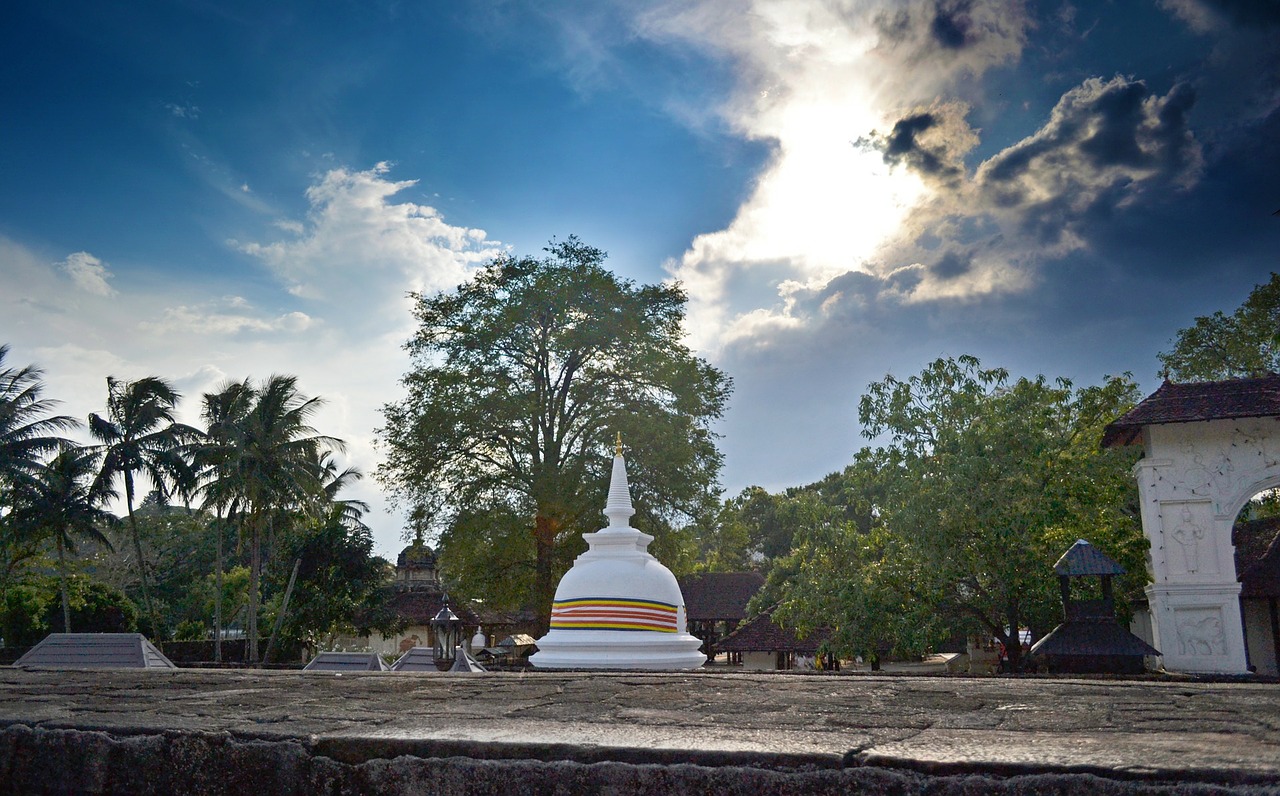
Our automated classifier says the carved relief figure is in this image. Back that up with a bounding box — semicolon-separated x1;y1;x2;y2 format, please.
1180;446;1213;496
1212;449;1235;500
1170;506;1205;573
1176;614;1225;657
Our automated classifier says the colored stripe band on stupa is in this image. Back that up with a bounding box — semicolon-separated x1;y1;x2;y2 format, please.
550;597;679;632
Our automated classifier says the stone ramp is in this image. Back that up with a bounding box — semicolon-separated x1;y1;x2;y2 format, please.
0;668;1277;794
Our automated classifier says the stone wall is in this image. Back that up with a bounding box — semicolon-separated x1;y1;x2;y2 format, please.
0;724;1269;796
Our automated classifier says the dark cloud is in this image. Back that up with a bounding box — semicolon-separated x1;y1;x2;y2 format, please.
931;249;973;279
932;0;975;49
977;77;1201;247
862;103;977;188
870;0;1028;83
879;113;963;181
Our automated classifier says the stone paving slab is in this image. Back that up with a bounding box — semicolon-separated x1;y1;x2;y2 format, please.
0;667;1278;786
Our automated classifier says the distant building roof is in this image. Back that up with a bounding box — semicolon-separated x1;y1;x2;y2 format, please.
1054;540;1126;577
304;652;388;672
1102;375;1280;447
716;606;829;655
15;633;176;669
385;589;479;626
678;572;765;622
1236;517;1280;599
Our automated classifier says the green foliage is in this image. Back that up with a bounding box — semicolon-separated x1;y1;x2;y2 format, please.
2;581;52;647
770;356;1146;668
1158;272;1280;380
2;577;138;645
378;237;732;623
264;513;402;656
43;579;138;635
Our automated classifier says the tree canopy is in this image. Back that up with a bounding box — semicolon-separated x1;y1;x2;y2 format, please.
768;356;1147;669
378;238;732;626
1158;272;1280;381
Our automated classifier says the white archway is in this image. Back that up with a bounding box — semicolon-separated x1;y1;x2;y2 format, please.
1119;413;1280;673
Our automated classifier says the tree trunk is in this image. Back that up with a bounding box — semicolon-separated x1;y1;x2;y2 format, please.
56;536;71;633
124;474;161;642
533;514;559;635
263;558;300;665
247;513;261;664
214;510;224;663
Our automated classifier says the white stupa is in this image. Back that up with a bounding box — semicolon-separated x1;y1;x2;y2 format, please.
530;440;706;669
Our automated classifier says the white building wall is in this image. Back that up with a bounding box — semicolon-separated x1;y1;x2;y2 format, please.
1136;418;1280;673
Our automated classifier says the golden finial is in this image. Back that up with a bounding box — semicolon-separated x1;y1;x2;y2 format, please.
615;431;623;456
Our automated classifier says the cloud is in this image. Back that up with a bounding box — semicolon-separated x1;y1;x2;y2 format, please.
603;0;1031;352
58;251;116;296
235;163;504;322
139;299;316;337
1159;0;1280;33
859;102;978;188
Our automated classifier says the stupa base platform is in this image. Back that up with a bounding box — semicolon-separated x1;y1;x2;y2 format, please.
529;628;706;669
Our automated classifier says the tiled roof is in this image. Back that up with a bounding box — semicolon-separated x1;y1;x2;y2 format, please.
1053;540;1126;577
386;588;480;626
1236;517;1280;598
715;606;829;654
678;572;765;621
1102;375;1280;447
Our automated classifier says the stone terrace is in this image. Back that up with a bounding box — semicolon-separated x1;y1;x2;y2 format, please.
0;667;1278;794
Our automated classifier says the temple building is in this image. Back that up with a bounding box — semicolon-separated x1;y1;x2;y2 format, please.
337;531;479;656
530;444;706;669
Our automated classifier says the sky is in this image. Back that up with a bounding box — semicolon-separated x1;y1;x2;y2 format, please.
3;0;1279;559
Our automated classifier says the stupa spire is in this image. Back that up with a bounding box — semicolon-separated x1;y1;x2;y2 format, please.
602;436;635;532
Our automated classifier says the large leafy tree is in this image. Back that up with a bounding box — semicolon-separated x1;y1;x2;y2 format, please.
774;357;1146;669
378;238;732;628
9;447;118;632
89;376;199;638
200;375;339;663
1158;272;1280;380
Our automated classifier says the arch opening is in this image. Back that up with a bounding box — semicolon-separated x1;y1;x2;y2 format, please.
1231;486;1280;676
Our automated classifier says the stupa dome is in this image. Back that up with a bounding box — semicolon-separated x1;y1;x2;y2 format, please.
530;449;706;669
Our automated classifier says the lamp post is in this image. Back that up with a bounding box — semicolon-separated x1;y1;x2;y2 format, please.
431;594;463;671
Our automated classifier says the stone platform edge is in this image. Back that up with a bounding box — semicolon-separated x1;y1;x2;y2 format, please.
2;722;1278;796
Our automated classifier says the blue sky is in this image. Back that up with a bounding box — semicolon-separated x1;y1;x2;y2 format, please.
3;0;1278;558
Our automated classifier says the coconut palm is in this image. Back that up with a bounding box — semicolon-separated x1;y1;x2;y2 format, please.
89;376;200;639
9;447;117;632
201;375;341;663
315;451;370;533
195;379;255;661
0;345;78;507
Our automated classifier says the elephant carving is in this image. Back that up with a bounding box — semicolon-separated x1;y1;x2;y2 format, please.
1176;614;1223;657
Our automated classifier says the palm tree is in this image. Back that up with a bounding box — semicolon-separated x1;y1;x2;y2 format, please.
9;447;117;632
0;345;77;507
316;451;370;532
195;379;255;662
201;375;340;663
89;376;199;639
